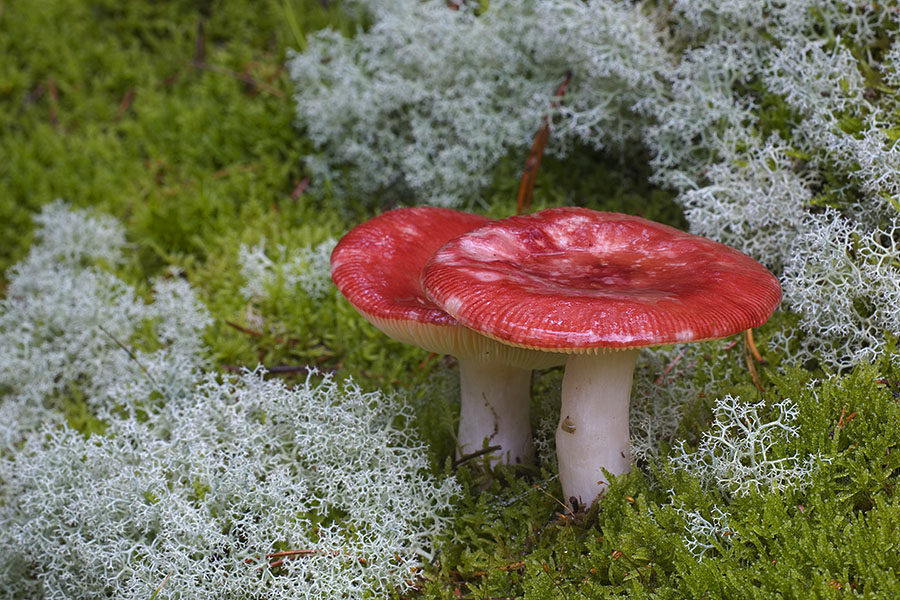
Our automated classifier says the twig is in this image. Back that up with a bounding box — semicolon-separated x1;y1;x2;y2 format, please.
744;329;765;363
194;17;206;64
533;483;577;520
212;164;258;179
291;177;310;200
226;319;264;338
611;549;648;585
266;365;317;374
452;445;502;468
654;350;684;385
97;324;162;392
516;71;572;215
113;88;135;121
46;77;59;127
838;409;858;429
224;320;297;346
417;352;439;370
191;61;285;98
541;562;570;599
744;337;765;393
448;561;525;580
25;82;45;107
149;572;172;600
158;72;180;89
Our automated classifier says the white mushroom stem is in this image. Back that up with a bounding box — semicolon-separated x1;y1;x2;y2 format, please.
556;349;639;510
457;357;533;465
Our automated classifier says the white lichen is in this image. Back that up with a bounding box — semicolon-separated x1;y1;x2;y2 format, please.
782;210;900;369
288;0;665;207
0;203;211;447
0;369;459;599
0;205;459;599
672;503;735;561
670;395;817;497
239;237;337;301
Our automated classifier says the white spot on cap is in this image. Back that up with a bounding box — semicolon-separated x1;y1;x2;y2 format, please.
472;270;503;282
398;223;419;237
675;329;695;341
443;295;463;316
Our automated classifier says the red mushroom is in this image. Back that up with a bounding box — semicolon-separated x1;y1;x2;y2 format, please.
423;207;782;508
331;207;563;465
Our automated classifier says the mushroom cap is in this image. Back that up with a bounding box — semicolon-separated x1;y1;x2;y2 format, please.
331;207;566;368
422;207;782;353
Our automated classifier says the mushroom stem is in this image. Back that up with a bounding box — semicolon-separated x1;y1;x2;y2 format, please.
556;349;639;510
457;357;533;465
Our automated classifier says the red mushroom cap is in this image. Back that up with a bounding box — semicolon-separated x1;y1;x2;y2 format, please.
422;207;782;352
331;207;490;327
331;207;566;367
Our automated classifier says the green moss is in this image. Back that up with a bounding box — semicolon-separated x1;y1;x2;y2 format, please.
0;0;340;277
412;357;900;599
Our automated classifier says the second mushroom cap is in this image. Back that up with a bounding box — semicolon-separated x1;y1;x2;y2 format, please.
422;206;782;351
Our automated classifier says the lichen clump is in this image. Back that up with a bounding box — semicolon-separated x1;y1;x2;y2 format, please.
0;205;458;599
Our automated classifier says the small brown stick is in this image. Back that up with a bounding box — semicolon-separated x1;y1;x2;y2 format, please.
417;352;438;370
226;320;265;338
744;337;765;393
191;61;286;98
291;177;310;200
266;549;317;560
838;409;858;429
532;483;578;520
266;365;315;374
98;324;162;392
158;72;180;89
212;164;258;179
47;77;59;126
149;572;172;600
448;561;525;580
194;17;206;64
516;71;572;215
654;350;684;385
451;444;502;468
25;83;45;107
113;88;135;121
744;329;765;363
224;320;297;346
270;548;367;568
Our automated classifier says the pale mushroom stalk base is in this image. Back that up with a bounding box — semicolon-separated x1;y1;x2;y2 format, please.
556;349;639;510
457;358;533;465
